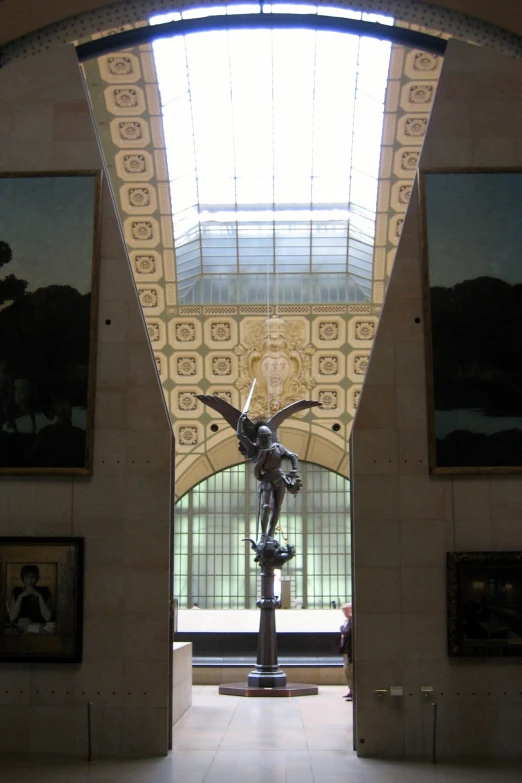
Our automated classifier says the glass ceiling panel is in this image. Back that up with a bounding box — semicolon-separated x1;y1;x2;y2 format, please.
151;5;392;305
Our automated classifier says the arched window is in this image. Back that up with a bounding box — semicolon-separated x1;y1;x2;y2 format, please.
174;461;351;608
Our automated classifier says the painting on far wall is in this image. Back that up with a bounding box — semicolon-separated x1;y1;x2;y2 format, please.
0;537;84;663
0;172;102;474
419;168;522;473
447;551;522;657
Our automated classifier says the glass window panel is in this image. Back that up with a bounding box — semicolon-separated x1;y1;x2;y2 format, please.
174;462;351;608
311;176;350;204
235;178;274;204
152;15;391;305
237;244;272;256
198;177;236;204
181;6;226;19
226;4;262;15
273;178;313;204
275;236;311;248
238;236;274;249
312;237;348;247
152;36;188;104
201;239;238;251
356;37;392;101
350;171;379;212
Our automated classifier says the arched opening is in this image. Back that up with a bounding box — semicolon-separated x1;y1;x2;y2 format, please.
174;461;351;609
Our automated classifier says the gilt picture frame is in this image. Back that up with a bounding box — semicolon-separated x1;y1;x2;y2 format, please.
0;171;102;475
447;551;522;657
0;537;84;663
419;168;522;474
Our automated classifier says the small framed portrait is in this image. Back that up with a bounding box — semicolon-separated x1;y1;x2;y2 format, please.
0;537;84;663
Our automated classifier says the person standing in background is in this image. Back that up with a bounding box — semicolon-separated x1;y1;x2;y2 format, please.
339;603;353;701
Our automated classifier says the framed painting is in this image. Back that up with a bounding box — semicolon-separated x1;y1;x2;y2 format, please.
419;168;522;473
447;551;522;657
0;537;84;663
0;171;102;475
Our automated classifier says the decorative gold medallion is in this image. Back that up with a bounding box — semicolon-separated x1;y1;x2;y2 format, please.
235;316;315;416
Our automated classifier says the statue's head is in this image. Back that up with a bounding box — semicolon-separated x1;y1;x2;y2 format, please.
256;425;272;450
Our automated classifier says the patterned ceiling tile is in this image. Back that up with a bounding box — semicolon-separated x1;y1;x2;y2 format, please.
98;53;142;82
203;318;238;349
347;316;378;348
312;387;345;417
311;316;346;349
129;249;163;281
110;117;150;147
347;352;371;382
348;385;363;416
104;84;146;115
171;387;203;419
120;182;157;213
205;352;238;385
168;318;202;349
114;149;155;181
205;386;240;411
154;351;167;381
170;353;203;385
174;420;204;452
313;352;345;384
124;216;161;248
396;113;429;144
145;317;166;349
400;80;436;111
390;180;413;211
137;284;164;314
404;49;442;79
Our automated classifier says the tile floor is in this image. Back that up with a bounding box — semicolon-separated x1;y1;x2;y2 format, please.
1;685;521;782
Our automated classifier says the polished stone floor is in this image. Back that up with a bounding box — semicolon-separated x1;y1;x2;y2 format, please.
2;685;521;782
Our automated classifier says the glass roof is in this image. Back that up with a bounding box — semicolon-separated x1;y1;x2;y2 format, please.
151;6;392;305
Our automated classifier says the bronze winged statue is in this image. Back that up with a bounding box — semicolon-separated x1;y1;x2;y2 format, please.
197;389;320;546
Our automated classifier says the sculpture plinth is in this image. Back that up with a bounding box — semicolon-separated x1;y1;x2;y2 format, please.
219;536;317;697
248;537;292;688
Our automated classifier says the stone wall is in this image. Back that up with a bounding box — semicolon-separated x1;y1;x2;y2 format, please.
353;39;522;759
0;45;173;757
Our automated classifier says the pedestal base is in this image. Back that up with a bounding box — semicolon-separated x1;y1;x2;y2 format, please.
219;682;319;697
248;668;287;688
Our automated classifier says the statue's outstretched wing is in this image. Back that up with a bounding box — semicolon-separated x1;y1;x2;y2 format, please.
196;394;242;430
196;394;258;460
267;400;322;439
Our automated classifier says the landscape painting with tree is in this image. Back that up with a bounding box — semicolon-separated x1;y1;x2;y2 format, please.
0;172;101;474
420;169;522;473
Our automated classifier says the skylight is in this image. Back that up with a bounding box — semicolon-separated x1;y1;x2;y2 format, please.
151;6;392;305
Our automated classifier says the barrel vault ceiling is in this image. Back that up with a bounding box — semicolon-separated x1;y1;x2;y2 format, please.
76;13;450;497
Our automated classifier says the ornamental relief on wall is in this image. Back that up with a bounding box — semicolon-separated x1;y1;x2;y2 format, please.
235;316;315;417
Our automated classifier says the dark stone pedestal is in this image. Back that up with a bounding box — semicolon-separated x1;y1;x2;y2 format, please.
219;682;319;697
248;666;287;688
219;536;318;698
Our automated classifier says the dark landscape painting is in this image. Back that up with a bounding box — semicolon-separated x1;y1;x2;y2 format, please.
420;170;522;472
0;172;101;474
447;551;522;657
